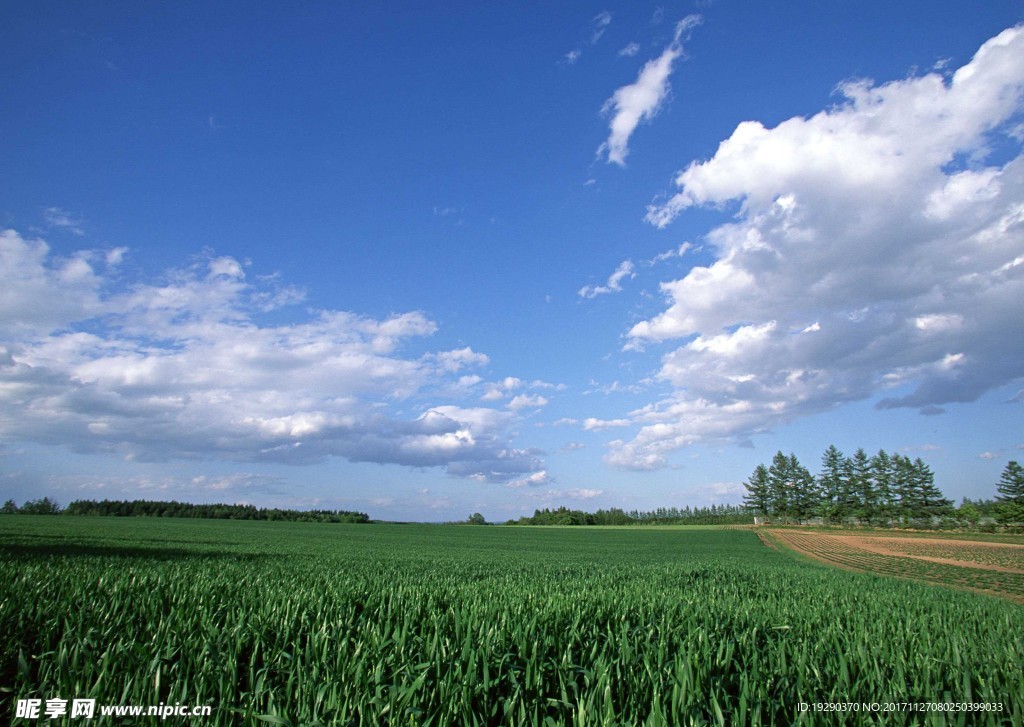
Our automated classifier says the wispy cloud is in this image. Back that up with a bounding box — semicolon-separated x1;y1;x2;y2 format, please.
649;242;692;265
578;259;636;298
598;15;701;166
591;11;612;44
42;207;85;235
618;42;640;58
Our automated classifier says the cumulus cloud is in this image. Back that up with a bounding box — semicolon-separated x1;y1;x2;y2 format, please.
609;25;1024;470
0;234;543;483
598;15;701;166
0;230;107;335
578;259;636;298
508;393;549;411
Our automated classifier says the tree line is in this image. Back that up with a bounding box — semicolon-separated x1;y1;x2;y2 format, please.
743;447;1024;527
742;447;951;525
1;498;370;523
512;504;751;526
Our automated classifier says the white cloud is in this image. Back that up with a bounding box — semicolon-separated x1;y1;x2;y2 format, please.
508;470;550;488
618;42;640;58
598;15;701;166
578;259;636;298
508;393;549;410
0;235;543;484
481;376;521;401
481;377;561;405
607;25;1024;470
427;346;490;372
0;230;106;335
649;242;693;264
582;417;632;431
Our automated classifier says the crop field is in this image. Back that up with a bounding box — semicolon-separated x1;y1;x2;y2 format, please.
852;537;1024;572
766;529;1024;602
2;517;1023;725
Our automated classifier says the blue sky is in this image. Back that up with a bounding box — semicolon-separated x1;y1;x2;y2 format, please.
2;1;1023;521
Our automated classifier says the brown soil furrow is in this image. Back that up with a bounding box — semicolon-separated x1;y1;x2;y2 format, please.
764;528;1024;603
832;535;1024;574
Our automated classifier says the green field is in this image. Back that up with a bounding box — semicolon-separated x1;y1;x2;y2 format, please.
2;517;1022;725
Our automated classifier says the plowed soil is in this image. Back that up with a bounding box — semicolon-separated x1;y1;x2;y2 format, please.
765;529;1024;602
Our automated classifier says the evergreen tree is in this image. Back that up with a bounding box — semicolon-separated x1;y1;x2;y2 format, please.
870;450;896;526
891;454;919;523
817;445;849;523
849;448;876;523
767;451;793;520
742;464;771;516
913;458;953;521
994;461;1024;525
788;453;819;521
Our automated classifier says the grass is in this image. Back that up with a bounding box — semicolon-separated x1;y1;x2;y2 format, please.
2;516;1022;725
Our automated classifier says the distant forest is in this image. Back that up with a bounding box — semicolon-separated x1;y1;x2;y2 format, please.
512;504;751;526
1;498;369;523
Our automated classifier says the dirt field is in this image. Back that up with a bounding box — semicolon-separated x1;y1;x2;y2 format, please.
765;528;1024;602
837;535;1024;573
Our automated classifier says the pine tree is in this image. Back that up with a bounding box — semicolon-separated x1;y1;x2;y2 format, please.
849;448;876;523
994;461;1024;525
767;451;793;520
788;453;819;521
870;449;896;526
743;464;771;516
913;458;953;521
891;454;920;523
817;445;849;523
